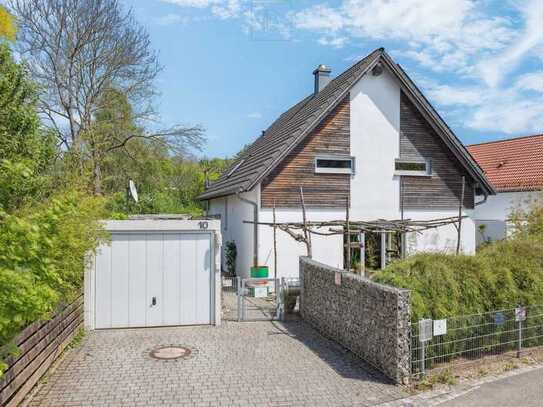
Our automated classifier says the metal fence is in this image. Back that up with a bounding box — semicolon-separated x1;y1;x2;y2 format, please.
411;303;543;377
221;276;300;322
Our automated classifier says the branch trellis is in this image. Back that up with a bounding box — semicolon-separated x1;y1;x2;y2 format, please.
244;186;466;274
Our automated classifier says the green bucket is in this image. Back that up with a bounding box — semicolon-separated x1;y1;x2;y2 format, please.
250;266;269;278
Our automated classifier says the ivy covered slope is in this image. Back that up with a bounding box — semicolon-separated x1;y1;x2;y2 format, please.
0;43;105;373
373;202;543;322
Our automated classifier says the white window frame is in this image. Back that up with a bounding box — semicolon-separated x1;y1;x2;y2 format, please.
394;158;432;177
314;155;355;175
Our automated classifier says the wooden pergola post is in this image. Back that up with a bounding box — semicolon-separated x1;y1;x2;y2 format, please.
299;187;312;258
456;176;465;255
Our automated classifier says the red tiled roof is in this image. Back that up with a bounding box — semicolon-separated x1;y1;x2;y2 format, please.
467;134;543;192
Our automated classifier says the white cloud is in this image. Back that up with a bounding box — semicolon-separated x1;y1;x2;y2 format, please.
162;0;243;19
154;13;188;26
162;0;220;7
477;0;543;87
516;72;543;93
424;83;483;107
469;98;543;134
159;0;543;137
318;36;348;48
291;5;344;32
291;0;515;75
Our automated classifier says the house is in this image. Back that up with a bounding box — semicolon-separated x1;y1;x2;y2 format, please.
468;134;543;245
198;48;495;278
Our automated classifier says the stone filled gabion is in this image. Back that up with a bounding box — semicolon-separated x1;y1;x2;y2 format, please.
299;257;411;383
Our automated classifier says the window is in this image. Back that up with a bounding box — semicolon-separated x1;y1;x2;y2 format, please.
394;159;432;176
315;156;355;174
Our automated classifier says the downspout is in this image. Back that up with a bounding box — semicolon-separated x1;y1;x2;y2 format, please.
474;184;489;206
237;192;258;267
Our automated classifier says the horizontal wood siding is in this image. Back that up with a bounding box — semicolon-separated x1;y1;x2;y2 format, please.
400;92;474;209
261;96;350;208
0;296;84;407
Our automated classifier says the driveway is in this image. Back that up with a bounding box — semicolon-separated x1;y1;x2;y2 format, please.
28;321;406;406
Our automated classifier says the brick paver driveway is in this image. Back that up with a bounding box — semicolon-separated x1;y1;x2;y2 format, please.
29;321;406;407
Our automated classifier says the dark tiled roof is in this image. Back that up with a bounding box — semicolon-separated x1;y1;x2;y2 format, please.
468;134;543;192
199;48;495;200
198;48;383;200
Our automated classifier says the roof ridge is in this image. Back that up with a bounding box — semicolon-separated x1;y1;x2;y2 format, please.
468;133;543;147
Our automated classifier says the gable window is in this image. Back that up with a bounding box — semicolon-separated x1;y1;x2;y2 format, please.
394;159;432;176
315;156;355;174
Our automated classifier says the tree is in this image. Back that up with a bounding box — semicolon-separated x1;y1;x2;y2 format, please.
83;87;204;194
10;0;205;194
9;0;159;148
0;6;16;40
0;43;56;210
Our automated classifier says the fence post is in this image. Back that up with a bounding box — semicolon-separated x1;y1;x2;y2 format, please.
517;318;522;358
237;277;242;322
242;279;246;321
421;341;426;376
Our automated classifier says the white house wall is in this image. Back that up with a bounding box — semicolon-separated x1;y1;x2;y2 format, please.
348;69;476;256
211;65;479;278
258;207;344;280
350;67;401;219
473;191;540;244
208;190;257;277
404;209;476;255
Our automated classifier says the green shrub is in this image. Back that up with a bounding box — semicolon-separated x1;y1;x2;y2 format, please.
225;241;237;276
373;238;543;322
0;190;106;374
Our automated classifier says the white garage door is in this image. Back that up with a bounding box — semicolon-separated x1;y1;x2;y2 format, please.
94;232;213;329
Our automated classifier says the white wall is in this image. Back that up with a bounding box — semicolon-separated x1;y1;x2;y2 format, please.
259;207;344;280
473;191;540;244
208;190;257;277
404;209;476;255
350;68;401;220
474;191;539;221
213;66;479;278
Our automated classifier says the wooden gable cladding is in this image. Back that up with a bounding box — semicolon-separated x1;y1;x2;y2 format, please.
400;92;474;209
261;96;350;208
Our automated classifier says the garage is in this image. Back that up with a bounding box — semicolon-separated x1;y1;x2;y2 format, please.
84;218;221;329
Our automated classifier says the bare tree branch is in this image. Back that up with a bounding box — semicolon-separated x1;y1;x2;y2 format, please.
9;0;161;147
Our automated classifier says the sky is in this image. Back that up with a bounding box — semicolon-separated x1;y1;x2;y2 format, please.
124;0;543;159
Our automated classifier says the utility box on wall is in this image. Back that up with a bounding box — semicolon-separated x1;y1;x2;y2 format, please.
84;218;222;330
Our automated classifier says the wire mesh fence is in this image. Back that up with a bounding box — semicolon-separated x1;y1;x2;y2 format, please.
411;303;543;377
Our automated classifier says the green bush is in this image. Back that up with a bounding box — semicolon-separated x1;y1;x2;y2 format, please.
373;238;543;322
0;191;106;373
225;241;237;276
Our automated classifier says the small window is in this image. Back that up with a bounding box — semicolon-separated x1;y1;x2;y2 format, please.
315;156;355;174
394;159;431;176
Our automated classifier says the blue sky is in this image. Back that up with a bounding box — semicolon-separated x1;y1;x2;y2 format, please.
124;0;543;158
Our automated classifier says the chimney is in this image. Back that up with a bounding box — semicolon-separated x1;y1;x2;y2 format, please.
313;64;332;94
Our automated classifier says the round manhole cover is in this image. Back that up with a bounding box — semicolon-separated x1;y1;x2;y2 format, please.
149;346;192;360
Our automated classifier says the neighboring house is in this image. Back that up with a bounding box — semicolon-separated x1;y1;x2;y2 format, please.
468;134;543;245
198;48;495;278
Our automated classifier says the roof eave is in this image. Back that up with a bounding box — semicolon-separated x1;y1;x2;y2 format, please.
245;50;384;192
197;185;246;201
380;53;496;196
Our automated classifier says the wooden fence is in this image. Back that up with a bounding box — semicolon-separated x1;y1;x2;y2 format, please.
0;295;84;407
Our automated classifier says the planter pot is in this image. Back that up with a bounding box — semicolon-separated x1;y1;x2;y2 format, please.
250;266;269;278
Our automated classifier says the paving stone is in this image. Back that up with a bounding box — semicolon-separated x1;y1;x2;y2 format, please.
28;321;406;406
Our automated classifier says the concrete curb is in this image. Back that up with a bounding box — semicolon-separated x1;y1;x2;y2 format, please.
376;363;543;406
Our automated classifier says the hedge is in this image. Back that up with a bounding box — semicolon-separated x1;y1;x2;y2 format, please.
373;237;543;322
